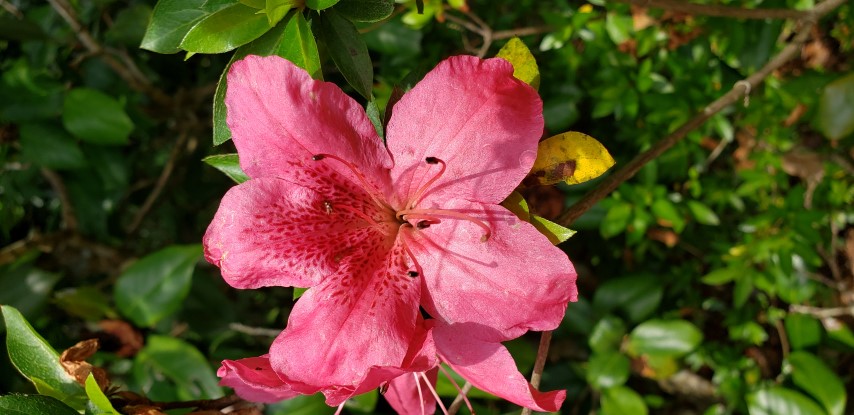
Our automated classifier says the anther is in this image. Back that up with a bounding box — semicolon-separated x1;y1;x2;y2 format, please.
378;382;389;395
322;200;333;215
425;156;439;164
311;154;325;161
416;220;431;229
407;271;419;278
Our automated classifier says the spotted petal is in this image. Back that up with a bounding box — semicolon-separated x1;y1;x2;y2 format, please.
226;55;392;191
386;56;543;208
269;237;423;395
204;174;395;289
404;200;577;339
217;355;298;403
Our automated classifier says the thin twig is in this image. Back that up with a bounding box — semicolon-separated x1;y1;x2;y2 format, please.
229;322;282;337
125;133;189;235
41;168;77;232
774;319;790;360
790;304;854;318
447;382;473;415
607;0;809;20
493;26;553;40
520;331;553;415
557;0;847;226
46;0;170;105
154;394;243;410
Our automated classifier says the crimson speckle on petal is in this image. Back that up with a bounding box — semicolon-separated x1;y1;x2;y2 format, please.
204;54;578;413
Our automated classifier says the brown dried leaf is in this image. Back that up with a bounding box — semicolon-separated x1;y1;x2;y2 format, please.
99;319;144;357
60;339;101;386
124;405;167;415
647;228;679;247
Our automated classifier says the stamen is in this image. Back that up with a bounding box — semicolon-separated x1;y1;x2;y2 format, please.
420;372;449;415
438;364;476;414
407;157;447;210
378;382;389;395
334;402;345;415
399;209;491;241
414;373;425;415
399;229;425;279
331;203;383;228
312;153;390;210
416;220;432;229
408;271;419;278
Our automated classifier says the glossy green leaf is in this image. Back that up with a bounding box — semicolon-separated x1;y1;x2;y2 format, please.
366;99;383;138
179;3;272;54
114;244;202;327
701;265;743;286
651;198;685;232
627;319;703;358
202;154;250;183
601;385;648;415
589;315;626;353
1;305;86;409
265;0;296;25
268;394;335;415
85;373;120;415
593;274;663;323
105;4;153;46
600;202;632;238
824;318;854;349
19;123;86;169
54;286;115;321
747;387;825;415
62;88;133;145
335;0;394;22
213;10;321;145
319;9;373;99
788;351;846;415
0;264;61;321
141;0;235;53
587;351;630;390
502;192;575;244
817;73;854;140
306;0;340;10
0;395;79;415
496;37;540;89
687;200;720;226
785;313;822;350
345;389;379;413
133;335;223;400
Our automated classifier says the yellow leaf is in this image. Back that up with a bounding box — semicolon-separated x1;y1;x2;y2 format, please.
530;131;615;185
495;37;540;90
501;191;576;244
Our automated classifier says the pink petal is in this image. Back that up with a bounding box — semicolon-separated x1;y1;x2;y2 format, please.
404;200;577;339
269;237;423;394
384;369;439;415
203;175;396;289
226;55;392;189
386;56;543;208
434;324;565;412
217;355;299;403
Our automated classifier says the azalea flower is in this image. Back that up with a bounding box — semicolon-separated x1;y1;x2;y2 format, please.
204;54;578;413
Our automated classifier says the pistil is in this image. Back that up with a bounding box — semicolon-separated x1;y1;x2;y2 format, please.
398;208;491;242
407;157;447;210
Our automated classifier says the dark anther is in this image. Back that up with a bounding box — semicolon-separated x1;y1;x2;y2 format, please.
407;271;419;278
378;383;389;395
425;156;439;164
255;367;263;371
416;220;431;229
312;154;325;161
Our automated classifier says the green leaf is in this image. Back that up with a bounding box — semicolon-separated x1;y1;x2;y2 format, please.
1;305;86;409
335;0;394;22
19;123;86;169
114;245;202;327
627;319;703;358
265;0;295;26
0;395;80;415
824;318;854;349
651;198;685;233
687;200;720;226
701;266;743;286
141;0;235;53
54;286;116;321
593;274;663;323
501;191;575;244
85;373;120;415
212;10;321;145
601;385;648;415
62;88;133;145
600;201;632;238
319;9;373;99
203;154;250;183
366;99;383;138
785;313;822;350
496;37;540;90
747;387;825;415
788;351;846;415
345;389;378;413
587;351;630;390
0;264;62;321
306;0;340;10
179;3;272;54
133;335;223;400
268;394;336;415
589;315;626;353
817;73;854;140
105;4;153;47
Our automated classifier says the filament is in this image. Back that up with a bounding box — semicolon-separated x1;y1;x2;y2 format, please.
312;153;390;209
399;228;424;279
334;402;345;415
398;209;491;241
415;372;425;415
438;364;475;414
407;157;447;210
421;372;449;415
332;203;382;228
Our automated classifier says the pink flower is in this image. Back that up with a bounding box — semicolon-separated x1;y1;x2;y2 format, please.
204;54;578;413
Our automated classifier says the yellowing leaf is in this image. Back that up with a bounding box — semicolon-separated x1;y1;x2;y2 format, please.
530;131;615;185
495;37;540;90
501;191;575;244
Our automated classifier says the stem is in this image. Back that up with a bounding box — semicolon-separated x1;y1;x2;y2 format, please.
520;331;553;415
125;133;189;235
607;0;809;20
557;0;847;227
